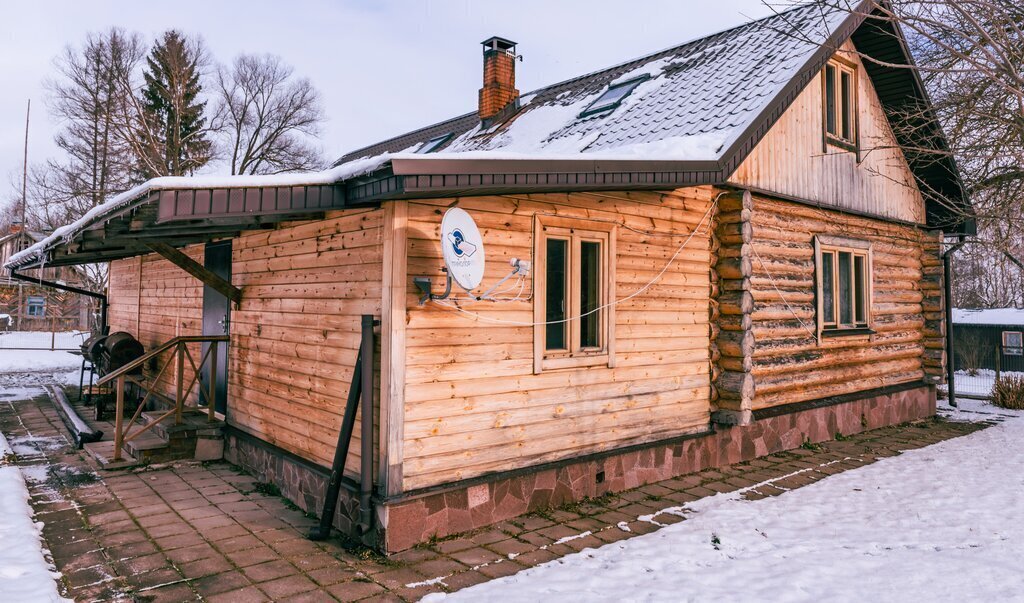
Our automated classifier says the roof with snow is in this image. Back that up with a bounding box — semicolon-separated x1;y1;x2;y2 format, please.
953;308;1024;327
5;0;972;272
339;3;847;164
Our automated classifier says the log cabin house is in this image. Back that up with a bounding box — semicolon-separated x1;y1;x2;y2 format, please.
5;1;974;552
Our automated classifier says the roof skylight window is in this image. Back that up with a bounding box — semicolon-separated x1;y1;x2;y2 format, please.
579;76;650;118
416;133;453;154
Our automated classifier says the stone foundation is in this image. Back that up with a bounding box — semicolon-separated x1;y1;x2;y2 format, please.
221;382;935;553
380;382;935;552
223;429;364;539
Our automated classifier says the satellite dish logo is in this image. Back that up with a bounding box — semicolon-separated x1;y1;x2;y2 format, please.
448;228;478;258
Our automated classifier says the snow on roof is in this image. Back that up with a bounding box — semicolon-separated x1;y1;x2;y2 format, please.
4;154;392;270
338;2;848;163
953;308;1024;327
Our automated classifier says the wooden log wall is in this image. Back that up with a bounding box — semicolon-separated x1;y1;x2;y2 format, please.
401;188;715;491
711;191;755;424
108;247;204;405
229;207;383;477
745;194;933;409
920;235;946;382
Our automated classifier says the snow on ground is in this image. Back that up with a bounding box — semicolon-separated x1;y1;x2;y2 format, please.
953;307;1024;326
0;432;71;602
0;334;84;388
428;404;1024;602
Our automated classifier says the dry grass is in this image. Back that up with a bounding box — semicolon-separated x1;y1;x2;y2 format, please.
992;374;1024;410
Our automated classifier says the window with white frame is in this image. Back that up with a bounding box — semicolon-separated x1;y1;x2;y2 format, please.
823;58;858;149
815;237;872;336
26;296;45;318
533;216;616;372
1003;331;1023;356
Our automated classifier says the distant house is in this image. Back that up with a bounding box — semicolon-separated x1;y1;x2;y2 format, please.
952;308;1024;372
5;1;974;552
0;226;94;332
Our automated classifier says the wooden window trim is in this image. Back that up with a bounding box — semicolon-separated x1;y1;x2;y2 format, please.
533;215;617;373
821;57;859;154
1003;331;1023;356
814;236;873;341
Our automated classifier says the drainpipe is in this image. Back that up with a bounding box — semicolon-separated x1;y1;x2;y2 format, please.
943;238;965;407
359;314;376;533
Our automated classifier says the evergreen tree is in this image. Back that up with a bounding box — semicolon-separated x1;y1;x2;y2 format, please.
137;31;211;177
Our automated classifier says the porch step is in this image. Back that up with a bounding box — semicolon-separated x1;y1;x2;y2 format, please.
83;440;142;470
140;409;223;441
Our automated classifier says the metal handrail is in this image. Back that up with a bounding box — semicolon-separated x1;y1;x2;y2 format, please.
102;334;229;462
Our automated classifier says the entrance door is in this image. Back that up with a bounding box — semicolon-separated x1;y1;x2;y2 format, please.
200;241;231;415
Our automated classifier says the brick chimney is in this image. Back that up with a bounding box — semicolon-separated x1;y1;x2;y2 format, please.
479;37;519;124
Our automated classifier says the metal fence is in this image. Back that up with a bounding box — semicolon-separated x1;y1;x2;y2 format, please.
0;328;89;351
953;340;1024;399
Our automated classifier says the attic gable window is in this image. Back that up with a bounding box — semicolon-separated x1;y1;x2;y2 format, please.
822;59;858;150
579;76;649;118
416;133;452;154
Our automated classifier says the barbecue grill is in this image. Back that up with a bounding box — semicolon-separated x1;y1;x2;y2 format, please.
79;331;145;419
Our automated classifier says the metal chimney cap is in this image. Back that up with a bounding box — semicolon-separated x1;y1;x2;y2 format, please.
481;36;517;52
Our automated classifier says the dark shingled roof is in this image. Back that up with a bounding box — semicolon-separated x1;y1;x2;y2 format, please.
337;2;847;164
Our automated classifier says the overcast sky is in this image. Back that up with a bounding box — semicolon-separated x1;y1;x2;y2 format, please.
0;0;777;192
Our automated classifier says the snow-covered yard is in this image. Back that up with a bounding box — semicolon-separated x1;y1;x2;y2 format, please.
0;347;83;389
428;399;1024;602
0;432;70;602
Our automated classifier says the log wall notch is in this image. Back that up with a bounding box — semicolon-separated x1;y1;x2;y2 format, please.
711;189;755;426
920;233;946;383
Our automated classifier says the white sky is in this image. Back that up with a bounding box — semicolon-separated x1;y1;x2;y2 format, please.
0;0;778;191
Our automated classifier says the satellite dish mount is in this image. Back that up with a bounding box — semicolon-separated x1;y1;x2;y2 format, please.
415;207;486;305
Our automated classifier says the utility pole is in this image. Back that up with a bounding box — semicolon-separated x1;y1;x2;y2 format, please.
16;99;30;331
22;99;29;226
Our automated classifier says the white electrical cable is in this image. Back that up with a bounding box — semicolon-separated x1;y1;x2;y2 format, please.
431;196;720;327
749;244;818;339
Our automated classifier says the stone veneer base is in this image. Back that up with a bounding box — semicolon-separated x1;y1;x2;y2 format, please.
223;382;936;553
380;382;936;552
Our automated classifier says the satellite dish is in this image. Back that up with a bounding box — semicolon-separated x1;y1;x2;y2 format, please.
441;207;486;292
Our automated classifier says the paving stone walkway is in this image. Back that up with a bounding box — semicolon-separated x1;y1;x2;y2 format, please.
0;386;990;602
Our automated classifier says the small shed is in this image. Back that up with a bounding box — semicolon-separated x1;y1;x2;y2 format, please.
952;308;1024;373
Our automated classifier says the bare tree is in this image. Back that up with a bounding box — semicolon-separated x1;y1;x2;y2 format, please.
212;54;326;175
18;28;148;291
32;28;145;228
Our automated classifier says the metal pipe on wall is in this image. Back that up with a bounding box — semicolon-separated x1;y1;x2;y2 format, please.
943;239;965;408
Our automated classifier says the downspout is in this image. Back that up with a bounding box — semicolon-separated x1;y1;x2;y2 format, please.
942;238;965;407
9;269;108;333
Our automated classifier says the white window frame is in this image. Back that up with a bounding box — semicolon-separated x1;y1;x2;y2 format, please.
533;215;616;372
26;296;46;318
814;235;873;340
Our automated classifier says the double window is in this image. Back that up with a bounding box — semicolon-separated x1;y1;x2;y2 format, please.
534;216;616;372
823;59;857;149
815;237;871;336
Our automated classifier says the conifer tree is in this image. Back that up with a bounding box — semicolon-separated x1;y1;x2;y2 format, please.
136;30;211;177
